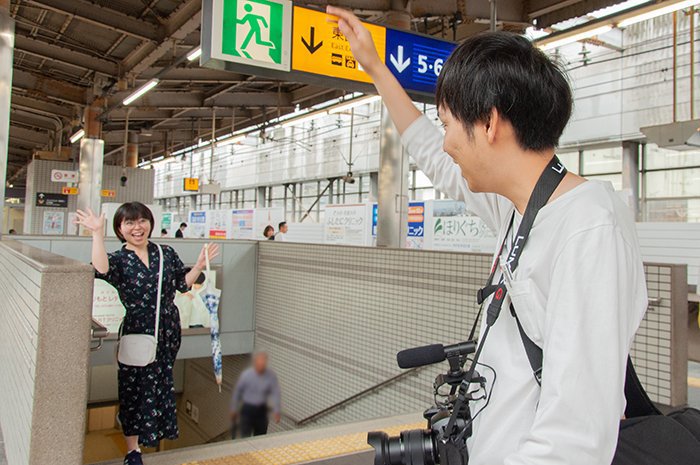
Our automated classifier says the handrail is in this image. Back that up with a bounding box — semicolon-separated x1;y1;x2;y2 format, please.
90;318;109;352
296;366;423;426
204;366;424;444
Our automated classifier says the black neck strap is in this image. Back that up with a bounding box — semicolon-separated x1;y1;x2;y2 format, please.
447;155;567;439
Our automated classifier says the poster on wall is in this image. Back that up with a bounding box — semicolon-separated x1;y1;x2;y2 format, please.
324;204;372;246
407;202;426;249
208;210;229;240
431;200;496;252
188;211;208;238
92;280;125;334
231;209;255;239
66;212;79;236
42;211;65;235
161;212;173;235
254;207;285;240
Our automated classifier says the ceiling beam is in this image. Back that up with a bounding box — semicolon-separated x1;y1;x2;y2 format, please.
10;125;51;145
122;0;201;77
25;0;161;42
11;94;77;119
140;68;253;83
109;91;293;109
12;68;87;105
15;35;119;75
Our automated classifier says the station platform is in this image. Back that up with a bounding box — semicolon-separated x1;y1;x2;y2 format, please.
89;413;422;465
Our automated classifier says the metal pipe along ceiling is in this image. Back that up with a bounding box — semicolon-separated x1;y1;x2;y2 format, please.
300;0;460;17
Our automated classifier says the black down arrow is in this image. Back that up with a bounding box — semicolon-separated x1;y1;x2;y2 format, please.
301;27;323;54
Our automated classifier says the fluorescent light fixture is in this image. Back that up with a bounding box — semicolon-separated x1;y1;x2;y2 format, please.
538;24;613;50
122;78;159;106
618;0;700;27
328;95;382;114
187;47;202;62
69;128;85;143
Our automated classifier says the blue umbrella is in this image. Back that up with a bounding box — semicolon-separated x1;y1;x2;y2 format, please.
200;245;223;392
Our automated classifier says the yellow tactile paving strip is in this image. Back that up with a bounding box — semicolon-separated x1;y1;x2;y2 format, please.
184;422;425;465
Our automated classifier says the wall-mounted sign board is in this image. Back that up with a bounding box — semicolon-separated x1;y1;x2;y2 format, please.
184;177;200;192
50;169;79;183
201;2;457;101
36;193;68;207
61;187;79;195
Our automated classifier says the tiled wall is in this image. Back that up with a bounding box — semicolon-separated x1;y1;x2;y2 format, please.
255;242;688;429
0;240;94;465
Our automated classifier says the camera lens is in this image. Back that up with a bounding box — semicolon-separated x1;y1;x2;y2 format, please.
368;430;436;465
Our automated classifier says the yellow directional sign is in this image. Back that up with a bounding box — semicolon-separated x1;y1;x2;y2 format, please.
292;7;386;84
101;189;116;198
62;186;79;195
183;177;200;192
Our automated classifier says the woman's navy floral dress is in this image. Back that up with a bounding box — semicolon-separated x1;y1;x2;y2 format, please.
96;241;188;447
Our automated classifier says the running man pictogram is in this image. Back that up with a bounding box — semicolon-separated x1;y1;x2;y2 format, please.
238;3;275;58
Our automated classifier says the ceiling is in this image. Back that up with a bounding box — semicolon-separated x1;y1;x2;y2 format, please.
6;0;622;186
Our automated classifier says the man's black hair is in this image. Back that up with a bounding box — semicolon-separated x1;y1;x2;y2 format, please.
180;222;188;229
278;221;287;230
113;202;154;243
436;31;572;151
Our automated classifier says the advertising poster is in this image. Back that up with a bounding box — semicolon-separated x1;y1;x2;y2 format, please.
188;211;208;238
66;212;79;236
161;212;173;234
231;209;255;239
208;210;229;240
92;280;125;334
431;200;496;252
42;211;65;235
324;204;371;246
407;202;425;249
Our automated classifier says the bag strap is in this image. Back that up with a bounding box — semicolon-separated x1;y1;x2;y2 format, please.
154;243;164;341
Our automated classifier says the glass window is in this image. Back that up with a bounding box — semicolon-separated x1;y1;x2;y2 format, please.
582;147;622;175
645;145;700;170
415;170;434;188
270;185;285;199
645;168;700;198
302;181;319;197
587;173;622;191
557;151;580;174
414;188;437;201
643;199;700;222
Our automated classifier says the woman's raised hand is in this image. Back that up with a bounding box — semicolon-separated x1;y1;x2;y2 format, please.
196;243;220;270
74;208;105;233
326;6;383;76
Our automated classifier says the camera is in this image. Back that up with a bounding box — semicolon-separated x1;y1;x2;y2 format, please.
120;175;128;187
368;341;485;465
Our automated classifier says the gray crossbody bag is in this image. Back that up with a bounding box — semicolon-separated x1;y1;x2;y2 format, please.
117;243;163;367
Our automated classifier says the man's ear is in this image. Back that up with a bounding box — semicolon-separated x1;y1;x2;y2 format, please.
485;108;500;144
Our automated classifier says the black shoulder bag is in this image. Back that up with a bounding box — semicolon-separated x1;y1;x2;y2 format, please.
474;157;700;464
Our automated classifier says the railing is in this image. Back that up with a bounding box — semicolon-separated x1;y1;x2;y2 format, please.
90;318;109;351
296;366;423;426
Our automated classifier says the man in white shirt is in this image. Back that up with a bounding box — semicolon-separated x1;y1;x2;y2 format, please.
275;221;288;241
329;7;648;465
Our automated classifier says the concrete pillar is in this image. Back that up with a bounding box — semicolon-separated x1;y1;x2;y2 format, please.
377;106;409;247
83;99;103;138
368;172;379;202
622;141;640;219
0;5;14;236
126;133;138;168
77;139;105;229
376;7;410;248
257;186;267;208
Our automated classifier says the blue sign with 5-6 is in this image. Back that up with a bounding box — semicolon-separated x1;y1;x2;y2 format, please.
385;29;456;95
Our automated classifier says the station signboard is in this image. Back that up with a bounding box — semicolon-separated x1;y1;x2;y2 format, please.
201;2;457;100
202;0;292;72
183;177;200;192
291;6;386;84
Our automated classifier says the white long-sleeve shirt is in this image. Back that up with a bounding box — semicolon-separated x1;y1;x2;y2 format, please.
402;116;648;465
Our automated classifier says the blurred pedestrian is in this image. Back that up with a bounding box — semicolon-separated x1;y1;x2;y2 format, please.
263;225;275;240
230;352;281;438
175;222;187;238
275;221;288;241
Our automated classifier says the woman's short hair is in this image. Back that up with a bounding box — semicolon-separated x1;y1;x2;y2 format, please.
113;202;155;243
263;225;274;238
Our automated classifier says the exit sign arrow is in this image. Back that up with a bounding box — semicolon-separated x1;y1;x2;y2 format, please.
301;26;323;54
390;45;410;73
